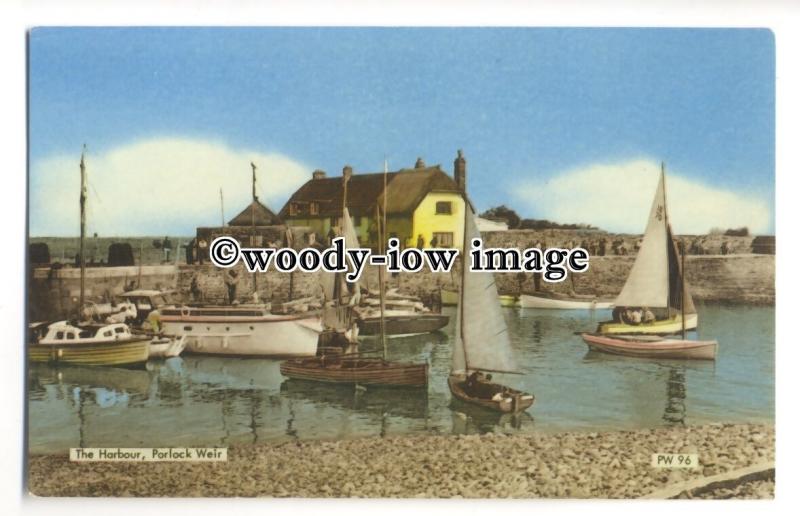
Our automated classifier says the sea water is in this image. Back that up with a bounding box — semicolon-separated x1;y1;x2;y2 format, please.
27;303;774;453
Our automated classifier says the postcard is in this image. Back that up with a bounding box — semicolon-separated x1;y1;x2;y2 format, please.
26;27;775;499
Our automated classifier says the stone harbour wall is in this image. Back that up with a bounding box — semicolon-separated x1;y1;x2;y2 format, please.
29;250;775;321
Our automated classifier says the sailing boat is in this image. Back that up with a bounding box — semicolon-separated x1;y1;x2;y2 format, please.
581;164;718;360
279;166;428;388
596;164;699;335
28;147;151;367
448;202;534;413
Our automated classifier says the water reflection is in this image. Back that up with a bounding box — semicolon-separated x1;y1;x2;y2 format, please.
27;304;774;453
450;399;534;434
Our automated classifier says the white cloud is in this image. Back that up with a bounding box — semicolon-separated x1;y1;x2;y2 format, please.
512;159;771;235
30;137;312;236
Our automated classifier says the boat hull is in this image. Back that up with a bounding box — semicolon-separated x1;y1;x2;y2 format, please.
581;332;717;360
160;314;321;357
28;338;151;367
519;294;613;310
597;312;698;335
447;374;534;414
357;313;449;336
498;295;520;307
148;335;186;359
280;356;428;387
442;291;519;308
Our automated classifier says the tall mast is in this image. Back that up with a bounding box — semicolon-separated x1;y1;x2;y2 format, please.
378;158;388;360
219;187;225;226
251;161;257;202
681;238;687;339
337;169;350;305
79;145;87;317
250;162;258;297
459;193;469;372
661;162;671;316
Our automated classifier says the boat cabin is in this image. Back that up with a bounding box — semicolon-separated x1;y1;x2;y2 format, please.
39;321;135;345
117;290;173;324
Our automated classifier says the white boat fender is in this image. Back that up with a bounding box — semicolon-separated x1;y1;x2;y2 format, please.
492;393;504;402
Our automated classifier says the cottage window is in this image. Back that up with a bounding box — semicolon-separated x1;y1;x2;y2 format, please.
435;201;452;215
432;232;454;248
56;331;64;340
103;330;113;337
289;203;298;216
310;202;319;215
115;327;125;334
66;332;76;340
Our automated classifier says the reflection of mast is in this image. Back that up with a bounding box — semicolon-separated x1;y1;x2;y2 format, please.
76;387;87;448
663;367;687;425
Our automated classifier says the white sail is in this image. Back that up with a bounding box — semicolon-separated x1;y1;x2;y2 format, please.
454;207;519;374
614;170;670;308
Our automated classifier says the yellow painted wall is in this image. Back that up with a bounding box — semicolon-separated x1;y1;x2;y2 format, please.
411;192;465;249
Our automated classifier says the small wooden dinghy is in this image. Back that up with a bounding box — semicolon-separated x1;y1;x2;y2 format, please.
280;353;428;387
448;373;534;413
581;332;718;360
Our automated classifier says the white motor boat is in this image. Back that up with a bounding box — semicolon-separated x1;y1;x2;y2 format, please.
155;304;322;357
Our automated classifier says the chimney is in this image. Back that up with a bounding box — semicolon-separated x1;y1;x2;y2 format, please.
312;169;327;180
414;157;426;169
454;149;466;192
342;165;353;181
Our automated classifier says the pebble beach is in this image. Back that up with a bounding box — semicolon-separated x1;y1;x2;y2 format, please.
28;423;774;499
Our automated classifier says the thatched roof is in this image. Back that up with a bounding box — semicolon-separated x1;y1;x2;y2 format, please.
279;165;461;219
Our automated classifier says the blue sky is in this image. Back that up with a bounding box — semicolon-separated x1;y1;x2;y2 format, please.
28;27;774;236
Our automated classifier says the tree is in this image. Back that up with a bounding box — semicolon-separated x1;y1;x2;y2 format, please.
480;205;521;229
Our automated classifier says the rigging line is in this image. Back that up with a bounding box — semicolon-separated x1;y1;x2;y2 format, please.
494;328;508;336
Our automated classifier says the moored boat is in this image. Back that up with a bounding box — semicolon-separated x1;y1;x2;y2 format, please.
519;293;613;310
146;334;187;358
356;310;449;337
280;166;428;388
28;321;150;367
581;332;718;360
443;289;520;308
157;304;321;357
280;353;428;387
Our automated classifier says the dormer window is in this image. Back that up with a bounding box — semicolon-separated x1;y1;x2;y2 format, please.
435;201;452;215
289;203;298;216
310;202;319;215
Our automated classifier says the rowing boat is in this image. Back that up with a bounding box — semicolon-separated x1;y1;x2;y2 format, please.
581;332;717;360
